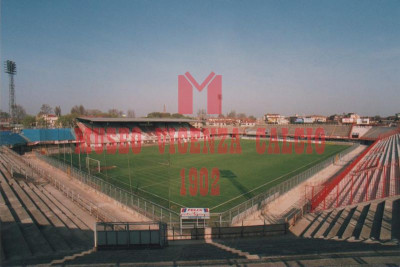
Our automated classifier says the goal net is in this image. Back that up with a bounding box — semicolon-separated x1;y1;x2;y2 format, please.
86;157;101;174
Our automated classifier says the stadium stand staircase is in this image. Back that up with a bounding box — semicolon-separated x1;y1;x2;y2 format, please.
0;150;95;264
291;195;400;244
290;132;400;246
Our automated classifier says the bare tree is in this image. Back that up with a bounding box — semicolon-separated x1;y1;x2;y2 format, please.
237;113;247;119
15;105;27;123
227;110;236;118
86;109;104;116
197;109;207;120
127;109;136;118
54;106;61;116
39;104;52;115
108;109;123;117
0;110;10;119
71;105;86;116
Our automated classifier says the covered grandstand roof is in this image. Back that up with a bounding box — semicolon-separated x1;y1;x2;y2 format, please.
22;128;75;142
0;131;27;146
77;116;197;123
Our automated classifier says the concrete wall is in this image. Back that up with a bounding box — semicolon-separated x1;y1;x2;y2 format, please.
211;223;287;238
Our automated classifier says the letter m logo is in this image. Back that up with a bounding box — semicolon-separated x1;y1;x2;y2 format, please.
178;72;222;115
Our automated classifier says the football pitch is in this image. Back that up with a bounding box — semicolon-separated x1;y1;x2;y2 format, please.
52;139;349;212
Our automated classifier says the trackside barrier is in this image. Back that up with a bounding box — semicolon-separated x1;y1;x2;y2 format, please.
34;151;181;225
211;144;359;225
95;221;168;249
167;222;287;240
210;223;287;239
34;144;357;226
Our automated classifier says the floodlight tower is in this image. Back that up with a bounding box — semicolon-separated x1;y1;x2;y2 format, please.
4;60;17;123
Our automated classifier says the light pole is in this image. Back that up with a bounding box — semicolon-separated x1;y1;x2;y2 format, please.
4;60;17;124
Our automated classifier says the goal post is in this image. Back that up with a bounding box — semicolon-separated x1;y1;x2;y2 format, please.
86;157;101;174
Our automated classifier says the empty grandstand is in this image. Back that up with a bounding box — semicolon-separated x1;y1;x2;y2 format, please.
245;124;353;140
0;149;94;263
76;117;200;146
310;132;400;211
0;146;150;265
362;126;398;140
285;130;400;247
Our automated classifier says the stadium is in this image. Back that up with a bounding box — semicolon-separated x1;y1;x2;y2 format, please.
0;116;399;265
1;1;400;266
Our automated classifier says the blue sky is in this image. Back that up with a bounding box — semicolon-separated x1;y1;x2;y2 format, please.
1;0;399;117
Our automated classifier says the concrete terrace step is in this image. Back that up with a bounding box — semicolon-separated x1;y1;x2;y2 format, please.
50;248;95;265
290;212;318;237
380;199;393;241
42;184;96;231
341;205;365;240
314;209;341;238
40;185;94;245
302;211;331;238
0;172;53;256
392;198;400;240
40;185;96;246
335;206;357;239
0;185;32;260
15;181;72;252
293;194;400;245
326;207;351;239
19;181;78;250
205;240;259;259
359;202;378;240
370;201;385;241
29;183;90;249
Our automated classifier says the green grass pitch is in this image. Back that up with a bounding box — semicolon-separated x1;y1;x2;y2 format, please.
53;139;348;213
